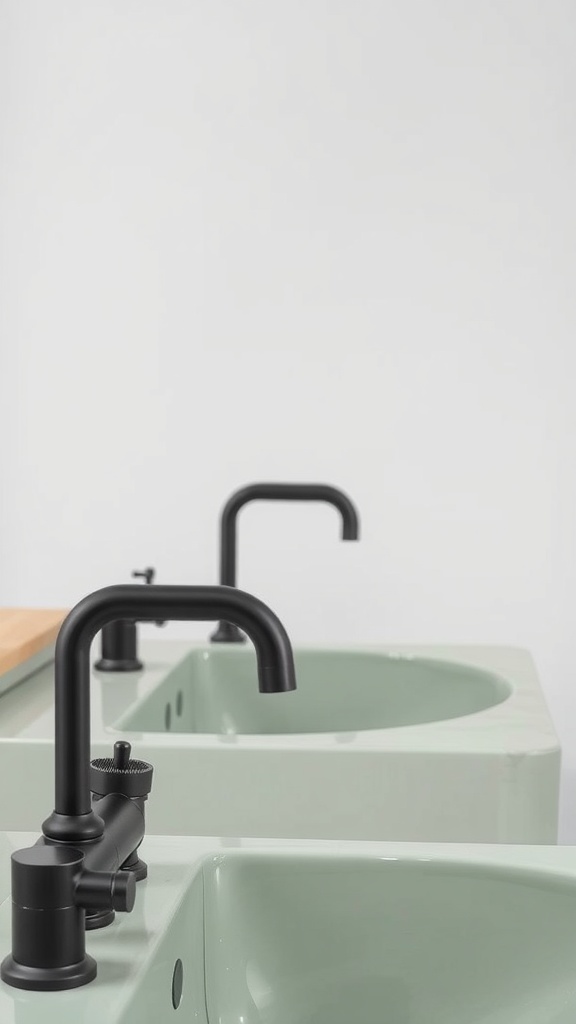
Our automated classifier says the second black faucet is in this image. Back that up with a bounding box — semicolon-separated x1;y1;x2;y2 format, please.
94;567;160;672
211;482;360;643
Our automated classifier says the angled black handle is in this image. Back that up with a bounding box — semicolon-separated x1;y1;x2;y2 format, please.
132;568;155;586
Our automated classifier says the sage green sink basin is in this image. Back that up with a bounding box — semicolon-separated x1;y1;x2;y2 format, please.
0;834;575;1022
0;642;560;843
118;646;511;734
201;853;576;1023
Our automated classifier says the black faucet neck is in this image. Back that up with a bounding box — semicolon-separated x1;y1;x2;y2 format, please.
211;482;360;642
217;482;360;587
47;584;296;838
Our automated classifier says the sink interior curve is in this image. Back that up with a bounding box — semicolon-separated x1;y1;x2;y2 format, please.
118;648;512;735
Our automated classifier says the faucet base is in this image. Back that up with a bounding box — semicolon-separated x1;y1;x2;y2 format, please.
0;954;97;992
85;909;115;930
42;809;105;843
94;656;144;672
210;620;246;643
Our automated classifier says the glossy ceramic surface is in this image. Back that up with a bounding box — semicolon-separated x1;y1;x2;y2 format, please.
119;647;511;734
0;834;575;1023
202;854;576;1023
0;642;560;842
0;644;55;700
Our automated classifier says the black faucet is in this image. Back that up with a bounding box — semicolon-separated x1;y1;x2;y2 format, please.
94;567;160;672
211;482;360;642
1;584;296;992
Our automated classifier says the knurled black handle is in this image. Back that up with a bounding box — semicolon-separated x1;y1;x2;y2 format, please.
90;741;153;799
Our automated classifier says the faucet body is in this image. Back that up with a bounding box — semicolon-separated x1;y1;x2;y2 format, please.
5;764;149;991
96;617;142;671
1;584;296;991
94;567;159;672
211;482;360;642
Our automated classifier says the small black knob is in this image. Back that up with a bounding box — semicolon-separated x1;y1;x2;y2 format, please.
113;740;131;770
76;869;136;914
90;741;153;799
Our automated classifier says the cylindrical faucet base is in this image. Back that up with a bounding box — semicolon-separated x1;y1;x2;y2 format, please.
0;846;96;991
95;619;143;672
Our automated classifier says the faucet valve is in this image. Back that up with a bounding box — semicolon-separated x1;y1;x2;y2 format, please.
87;740;154;899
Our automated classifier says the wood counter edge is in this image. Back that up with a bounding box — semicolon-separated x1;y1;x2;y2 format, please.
0;609;68;676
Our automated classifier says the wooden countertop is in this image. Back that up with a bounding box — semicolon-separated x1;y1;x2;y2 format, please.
0;608;68;676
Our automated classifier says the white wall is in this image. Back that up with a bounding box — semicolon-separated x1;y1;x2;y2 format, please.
1;2;576;837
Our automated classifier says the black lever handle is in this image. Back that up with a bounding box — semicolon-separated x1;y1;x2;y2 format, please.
132;568;155;586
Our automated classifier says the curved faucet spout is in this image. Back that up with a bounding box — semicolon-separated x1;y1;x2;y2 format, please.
45;584;296;835
211;482;360;643
217;483;360;588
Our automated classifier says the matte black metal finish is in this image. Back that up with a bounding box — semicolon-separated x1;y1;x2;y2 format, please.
77;792;147;872
1;776;152;989
94;567;159;672
47;584;295;836
211;482;360;642
1;583;295;991
91;740;154;799
95;618;143;672
81;790;143;930
2;846;97;991
1;836;137;991
76;867;136;912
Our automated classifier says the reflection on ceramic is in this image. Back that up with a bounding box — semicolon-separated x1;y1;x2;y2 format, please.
0;642;560;843
0;834;575;1022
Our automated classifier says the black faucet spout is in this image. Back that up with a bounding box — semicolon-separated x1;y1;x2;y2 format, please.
211;482;360;643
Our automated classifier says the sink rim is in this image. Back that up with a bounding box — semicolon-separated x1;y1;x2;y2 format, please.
0;641;559;756
108;640;558;756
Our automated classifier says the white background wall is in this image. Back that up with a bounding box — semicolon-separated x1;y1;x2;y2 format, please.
1;2;575;836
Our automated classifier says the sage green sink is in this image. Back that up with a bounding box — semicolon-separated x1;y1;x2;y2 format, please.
0;834;575;1022
0;642;560;843
117;646;511;734
201;852;576;1023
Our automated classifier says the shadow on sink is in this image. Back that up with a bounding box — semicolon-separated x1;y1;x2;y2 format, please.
116;647;511;735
